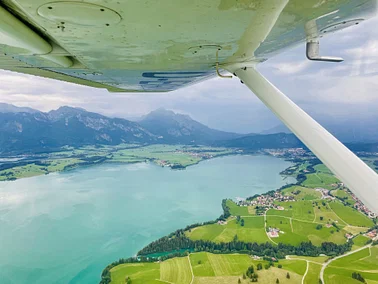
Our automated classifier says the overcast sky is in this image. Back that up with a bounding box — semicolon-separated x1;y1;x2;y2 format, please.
1;16;378;133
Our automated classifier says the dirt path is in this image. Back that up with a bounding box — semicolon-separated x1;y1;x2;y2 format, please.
264;212;278;245
319;244;371;283
328;206;349;226
302;261;309;284
188;255;194;284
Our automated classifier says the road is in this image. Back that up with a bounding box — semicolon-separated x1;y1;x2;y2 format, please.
319;244;371;283
302;260;309;284
188;255;194;284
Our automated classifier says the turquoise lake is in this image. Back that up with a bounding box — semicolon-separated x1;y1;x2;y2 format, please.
0;155;295;283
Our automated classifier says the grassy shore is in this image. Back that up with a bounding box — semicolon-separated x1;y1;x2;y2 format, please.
0;144;237;181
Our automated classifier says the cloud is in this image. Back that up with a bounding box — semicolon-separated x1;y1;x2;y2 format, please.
272;61;311;75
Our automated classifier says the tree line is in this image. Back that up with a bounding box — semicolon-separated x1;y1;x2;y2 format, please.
100;236;352;284
137;231;353;258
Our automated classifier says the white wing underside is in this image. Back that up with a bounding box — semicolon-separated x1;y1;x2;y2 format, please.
1;0;378;213
0;0;375;92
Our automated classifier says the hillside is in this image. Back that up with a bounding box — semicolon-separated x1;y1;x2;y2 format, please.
216;132;303;150
0;105;157;154
0;104;307;154
139;108;242;144
264;117;378;143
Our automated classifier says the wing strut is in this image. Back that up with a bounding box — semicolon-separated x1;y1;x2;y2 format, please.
227;66;378;214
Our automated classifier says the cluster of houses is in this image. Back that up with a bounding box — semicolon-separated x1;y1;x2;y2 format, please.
365;229;377;240
236;192;294;212
263;148;308;158
267;227;284;238
175;150;214;159
157;150;218;167
158;160;172;167
315;188;335;200
348;192;377;219
345;233;354;240
354;201;376;219
316;187;376;219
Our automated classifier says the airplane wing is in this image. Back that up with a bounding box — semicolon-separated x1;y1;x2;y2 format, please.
1;0;378;213
0;0;375;92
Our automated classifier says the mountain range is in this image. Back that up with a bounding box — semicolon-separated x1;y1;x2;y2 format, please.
2;103;378;155
262;118;378;143
0;104;305;154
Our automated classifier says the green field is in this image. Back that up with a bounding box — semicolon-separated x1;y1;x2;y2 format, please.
324;246;378;283
313;201;346;225
110;262;161;284
352;235;371;248
110;249;378;284
292;219;346;245
330;247;378;271
264;215;347;245
186;217;270;243
304;262;322;284
302;172;340;189
314;164;333;175
0;144;237;181
206;253;254;276
111;145;202;167
190;253;256;277
282;185;322;200
266;215;306;245
278;259;307;275
189;252;215;277
268;200;315;222
226;200;251;216
111;253;305;284
160;257;192;284
0;158;84;181
188;203;350;246
324;266;378;284
331;189;356;205
288;255;328;264
329;202;374;227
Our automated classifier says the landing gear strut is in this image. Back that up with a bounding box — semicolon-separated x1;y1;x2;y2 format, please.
227;66;378;213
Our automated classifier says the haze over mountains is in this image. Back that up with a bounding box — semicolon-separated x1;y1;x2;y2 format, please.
0;103;302;154
0;103;377;154
139;108;242;144
262;117;378;143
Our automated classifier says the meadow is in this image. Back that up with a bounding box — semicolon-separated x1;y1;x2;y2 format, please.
324;247;378;284
329;201;374;227
110;253;306;284
281;185;322;200
186;200;355;246
302;173;339;189
186;216;270;243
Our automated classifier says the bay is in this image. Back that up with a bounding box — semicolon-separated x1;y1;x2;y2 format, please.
0;155;295;283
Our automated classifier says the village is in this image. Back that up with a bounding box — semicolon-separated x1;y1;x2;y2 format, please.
235;191;295;213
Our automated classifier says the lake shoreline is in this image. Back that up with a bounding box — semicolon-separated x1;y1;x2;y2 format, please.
0;155;295;284
0;149;283;182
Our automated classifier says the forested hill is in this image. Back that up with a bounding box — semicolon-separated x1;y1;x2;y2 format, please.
139;108;243;144
1;103;377;155
215;133;303;150
0;104;304;154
